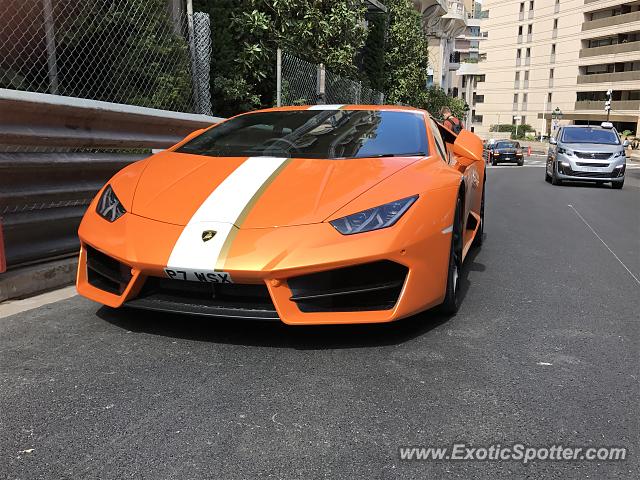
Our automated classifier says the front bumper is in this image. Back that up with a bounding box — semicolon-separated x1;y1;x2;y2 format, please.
555;153;626;181
77;188;457;325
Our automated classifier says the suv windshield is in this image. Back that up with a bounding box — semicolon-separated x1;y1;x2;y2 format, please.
561;127;620;145
177;110;428;159
496;141;519;149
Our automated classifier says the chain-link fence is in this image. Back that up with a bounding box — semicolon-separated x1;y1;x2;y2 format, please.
0;0;211;114
278;51;384;106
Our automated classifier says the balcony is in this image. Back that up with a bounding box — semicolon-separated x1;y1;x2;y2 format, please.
524;79;529;88
577;70;640;84
525;57;530;66
550;53;556;63
579;41;640;58
516;58;522;67
548;78;554;88
442;0;468;37
528;9;534;19
527;33;533;42
575;100;640;111
514;79;520;88
582;10;640;31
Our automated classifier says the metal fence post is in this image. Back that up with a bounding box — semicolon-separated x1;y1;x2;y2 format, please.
186;0;201;112
316;63;326;104
42;0;59;95
276;48;282;107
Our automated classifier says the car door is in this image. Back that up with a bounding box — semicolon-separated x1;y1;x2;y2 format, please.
430;118;481;232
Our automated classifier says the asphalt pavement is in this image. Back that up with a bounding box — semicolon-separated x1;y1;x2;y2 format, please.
1;166;638;479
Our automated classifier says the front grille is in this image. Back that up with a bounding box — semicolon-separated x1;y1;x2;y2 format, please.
126;277;279;320
86;245;132;295
563;168;616;179
574;152;611;160
287;261;408;313
576;162;609;168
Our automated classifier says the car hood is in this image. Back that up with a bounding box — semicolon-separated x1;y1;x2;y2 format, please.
561;143;621;153
131;152;420;228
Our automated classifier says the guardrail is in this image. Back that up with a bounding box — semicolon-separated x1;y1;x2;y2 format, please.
0;89;223;272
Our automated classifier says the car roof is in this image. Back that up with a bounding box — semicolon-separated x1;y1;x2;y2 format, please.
248;104;429;115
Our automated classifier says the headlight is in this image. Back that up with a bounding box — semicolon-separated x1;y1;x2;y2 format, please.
96;185;126;222
557;147;573;156
613;150;625;158
330;196;418;235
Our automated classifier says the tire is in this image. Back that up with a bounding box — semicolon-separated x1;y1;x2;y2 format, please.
472;181;485;248
518;160;524;166
439;196;463;315
612;179;624;189
551;166;563;186
491;158;497;166
545;168;552;183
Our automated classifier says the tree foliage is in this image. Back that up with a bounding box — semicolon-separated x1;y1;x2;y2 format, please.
382;0;430;107
196;0;464;117
196;0;367;116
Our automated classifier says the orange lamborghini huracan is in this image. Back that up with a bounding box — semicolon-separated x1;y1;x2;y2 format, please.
76;105;485;325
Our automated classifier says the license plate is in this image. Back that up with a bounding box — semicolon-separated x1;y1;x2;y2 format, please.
164;268;233;283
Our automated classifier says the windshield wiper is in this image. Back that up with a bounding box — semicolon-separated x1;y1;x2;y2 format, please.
353;152;427;158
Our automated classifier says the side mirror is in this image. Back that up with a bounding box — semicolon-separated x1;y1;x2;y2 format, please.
549;137;557;145
452;130;483;166
623;140;629;148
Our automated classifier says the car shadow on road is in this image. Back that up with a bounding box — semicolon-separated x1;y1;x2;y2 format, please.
97;247;486;350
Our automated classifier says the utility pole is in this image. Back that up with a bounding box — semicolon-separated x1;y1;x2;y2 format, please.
605;89;612;122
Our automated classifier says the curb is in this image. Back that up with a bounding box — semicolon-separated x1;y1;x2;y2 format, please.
0;257;77;302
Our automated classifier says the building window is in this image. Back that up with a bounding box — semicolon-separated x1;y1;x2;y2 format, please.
518;25;523;35
523;93;528;103
520;2;525;13
526;48;531;58
528;24;533;34
516;49;522;59
551;44;556;54
548;92;553;104
521;116;527;125
514;93;519;103
549;68;554;79
529;0;534;9
524;70;530;80
515;71;520;81
553;19;558;29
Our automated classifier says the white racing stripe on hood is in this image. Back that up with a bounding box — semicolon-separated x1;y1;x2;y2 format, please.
308;104;345;110
167;156;288;271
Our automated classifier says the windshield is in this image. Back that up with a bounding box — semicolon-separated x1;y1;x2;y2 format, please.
177;110;428;159
561;127;620;145
496;141;519;149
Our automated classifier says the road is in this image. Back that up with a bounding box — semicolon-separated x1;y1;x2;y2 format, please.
1;165;639;479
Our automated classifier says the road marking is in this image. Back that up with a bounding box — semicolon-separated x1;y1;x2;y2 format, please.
568;204;640;286
0;285;77;319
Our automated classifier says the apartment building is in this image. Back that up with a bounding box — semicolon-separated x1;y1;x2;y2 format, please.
414;1;487;129
475;0;640;138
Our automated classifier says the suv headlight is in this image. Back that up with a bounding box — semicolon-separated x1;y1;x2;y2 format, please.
557;147;573;156
96;185;126;222
330;196;418;235
613;150;625;158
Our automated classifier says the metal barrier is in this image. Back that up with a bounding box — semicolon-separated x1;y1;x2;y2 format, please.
0;89;223;272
